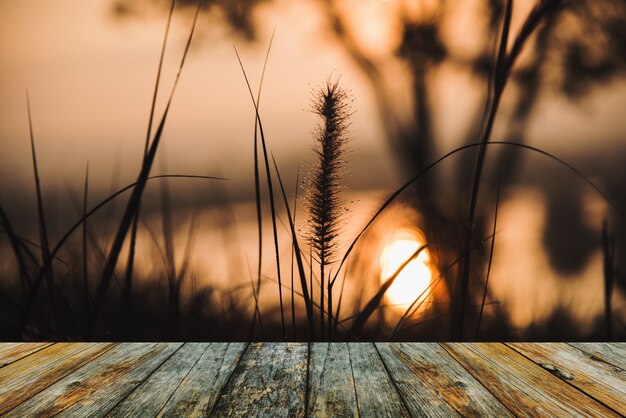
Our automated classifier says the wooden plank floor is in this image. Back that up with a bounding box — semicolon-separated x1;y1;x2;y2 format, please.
0;343;624;417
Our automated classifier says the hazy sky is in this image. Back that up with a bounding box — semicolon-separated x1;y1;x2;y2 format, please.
1;0;625;203
0;0;396;202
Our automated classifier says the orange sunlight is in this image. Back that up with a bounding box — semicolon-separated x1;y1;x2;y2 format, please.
379;229;433;310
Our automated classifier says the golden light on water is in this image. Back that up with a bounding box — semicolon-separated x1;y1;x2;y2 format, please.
379;230;433;310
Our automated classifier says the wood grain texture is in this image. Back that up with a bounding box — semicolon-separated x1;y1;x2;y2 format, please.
348;343;410;418
0;343;116;415
210;343;308;418
0;342;624;417
0;342;53;367
5;343;181;418
157;343;246;417
376;342;512;417
570;343;626;371
308;343;358;417
446;343;619;417
507;342;626;415
107;343;209;417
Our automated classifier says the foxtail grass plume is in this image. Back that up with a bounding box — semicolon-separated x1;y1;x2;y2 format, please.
307;76;353;339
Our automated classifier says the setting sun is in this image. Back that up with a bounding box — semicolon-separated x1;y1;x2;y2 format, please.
380;230;433;310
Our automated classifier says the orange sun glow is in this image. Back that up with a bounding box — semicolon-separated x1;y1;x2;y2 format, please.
379;230;433;310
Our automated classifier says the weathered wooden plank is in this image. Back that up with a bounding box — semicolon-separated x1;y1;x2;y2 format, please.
570;343;626;371
348;343;410;418
507;343;626;415
5;343;181;418
107;343;209;417
308;343;358;417
0;343;116;415
444;343;612;417
157;343;246;417
376;342;512;417
210;343;308;418
0;342;53;367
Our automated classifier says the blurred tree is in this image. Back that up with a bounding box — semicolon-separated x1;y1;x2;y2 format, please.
112;0;626;327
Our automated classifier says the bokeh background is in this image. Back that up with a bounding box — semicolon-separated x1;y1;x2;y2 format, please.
1;0;625;340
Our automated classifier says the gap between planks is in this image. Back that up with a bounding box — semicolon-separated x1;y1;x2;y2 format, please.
0;342;623;418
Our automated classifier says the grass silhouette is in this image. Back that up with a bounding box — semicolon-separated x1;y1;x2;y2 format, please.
0;0;622;342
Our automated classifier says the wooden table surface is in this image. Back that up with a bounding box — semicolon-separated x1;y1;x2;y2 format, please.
0;343;624;417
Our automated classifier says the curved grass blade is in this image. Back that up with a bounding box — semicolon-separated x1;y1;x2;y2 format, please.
0;206;32;298
15;173;223;338
329;140;621;291
123;0;177;334
234;36;287;340
91;1;204;333
388;233;497;340
291;165;300;338
26;91;56;299
349;244;429;334
272;155;316;340
475;167;502;339
457;0;512;341
82;162;90;330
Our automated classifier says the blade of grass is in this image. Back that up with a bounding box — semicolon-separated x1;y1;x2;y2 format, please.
123;215;139;336
290;165;300;339
177;210;198;283
15;173;223;338
349;244;429;334
333;260;348;336
236;30;275;340
15;139;612;338
245;254;265;340
0;206;32;298
159;156;179;331
389;232;497;340
125;0;175;337
26;91;56;308
475;167;502;340
64;182;124;294
272;155;315;340
261;274;356;340
603;220;614;341
82;162;90;334
234;35;286;341
310;247;314;335
254;30;276;339
91;2;203;334
0;226;66;269
457;0;512;341
329;138;621;292
140;215;171;279
144;0;176;155
457;0;562;341
250;89;264;338
327;268;332;341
